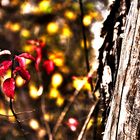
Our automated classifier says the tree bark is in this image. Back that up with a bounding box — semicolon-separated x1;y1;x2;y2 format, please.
103;0;140;139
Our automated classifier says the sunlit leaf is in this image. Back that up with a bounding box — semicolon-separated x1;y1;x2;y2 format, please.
18;53;35;61
0;60;12;77
13;67;30;82
15;55;26;67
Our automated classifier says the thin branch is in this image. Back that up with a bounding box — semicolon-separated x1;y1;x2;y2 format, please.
41;93;53;140
0;110;35;118
38;72;53;140
77;100;99;140
10;98;28;140
78;0;94;93
53;67;96;135
52;80;87;135
15;109;36;115
79;0;90;72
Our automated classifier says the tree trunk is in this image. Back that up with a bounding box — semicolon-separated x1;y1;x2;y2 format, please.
103;0;140;139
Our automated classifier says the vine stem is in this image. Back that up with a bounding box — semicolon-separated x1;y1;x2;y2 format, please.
79;0;94;92
9;98;28;140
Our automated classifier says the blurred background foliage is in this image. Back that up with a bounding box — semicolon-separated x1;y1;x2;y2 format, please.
0;0;110;139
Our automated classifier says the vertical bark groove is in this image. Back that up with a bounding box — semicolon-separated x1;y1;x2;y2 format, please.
103;0;140;139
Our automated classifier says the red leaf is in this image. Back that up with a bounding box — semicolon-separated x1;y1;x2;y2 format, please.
2;78;15;98
15;56;26;67
43;60;55;75
35;47;42;72
18;53;35;61
0;60;12;77
13;67;30;82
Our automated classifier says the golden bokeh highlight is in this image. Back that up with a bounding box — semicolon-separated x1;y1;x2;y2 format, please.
64;10;76;20
39;0;52;13
29;84;42;99
72;77;87;91
20;2;33;14
46;22;59;35
5;22;21;32
22;45;33;52
56;96;64;107
38;128;46;139
16;76;25;87
20;29;30;38
29;119;40;130
51;73;63;88
83;81;91;91
49;87;60;99
80;40;90;48
44;113;50;121
61;26;72;38
87;118;93;130
49;52;64;67
83;15;92;26
8;109;15;122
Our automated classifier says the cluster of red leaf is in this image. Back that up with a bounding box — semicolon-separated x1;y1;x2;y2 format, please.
0;50;35;98
0;39;55;99
27;39;55;74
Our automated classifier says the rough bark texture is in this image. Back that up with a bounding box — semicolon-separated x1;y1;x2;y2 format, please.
103;0;140;139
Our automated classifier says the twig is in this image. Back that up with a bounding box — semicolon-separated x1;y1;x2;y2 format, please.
41;93;53;140
38;71;52;140
78;0;94;93
14;109;36;115
10;98;28;140
52;80;87;135
79;0;90;72
77;100;99;140
52;66;96;136
0;110;35;118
